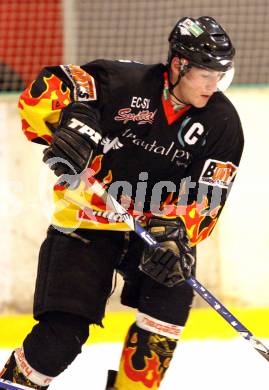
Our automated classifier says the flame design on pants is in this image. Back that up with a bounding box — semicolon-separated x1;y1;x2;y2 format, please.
115;323;177;389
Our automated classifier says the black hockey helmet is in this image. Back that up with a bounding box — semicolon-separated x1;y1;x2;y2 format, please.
168;16;235;72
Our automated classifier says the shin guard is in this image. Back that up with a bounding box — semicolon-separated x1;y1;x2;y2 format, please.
115;321;179;390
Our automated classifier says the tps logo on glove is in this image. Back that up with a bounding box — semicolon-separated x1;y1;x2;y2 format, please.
67;118;102;145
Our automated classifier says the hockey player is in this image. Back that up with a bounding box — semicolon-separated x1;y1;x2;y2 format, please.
0;16;243;390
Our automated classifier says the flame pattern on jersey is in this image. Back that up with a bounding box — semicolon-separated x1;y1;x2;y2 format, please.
18;60;243;242
18;72;71;144
150;192;221;246
52;152;222;241
180;196;221;245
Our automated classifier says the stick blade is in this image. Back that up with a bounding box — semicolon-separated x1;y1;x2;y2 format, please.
0;379;32;390
250;336;269;362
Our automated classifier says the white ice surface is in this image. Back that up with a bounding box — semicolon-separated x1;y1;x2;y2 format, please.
1;339;268;390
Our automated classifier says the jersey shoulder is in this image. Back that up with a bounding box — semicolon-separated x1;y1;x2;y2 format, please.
207;92;243;137
208;91;240;121
83;58;165;74
82;59;165;87
81;59;166;103
205;91;244;154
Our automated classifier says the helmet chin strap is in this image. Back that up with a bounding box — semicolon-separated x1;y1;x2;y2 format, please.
169;88;189;107
168;62;191;106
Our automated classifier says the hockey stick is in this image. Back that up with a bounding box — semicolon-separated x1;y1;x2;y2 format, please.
0;379;32;390
59;169;269;362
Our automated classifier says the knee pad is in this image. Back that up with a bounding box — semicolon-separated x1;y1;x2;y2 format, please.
23;312;90;377
139;279;195;326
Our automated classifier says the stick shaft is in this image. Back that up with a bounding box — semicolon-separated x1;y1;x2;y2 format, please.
63;172;269;362
187;276;269;360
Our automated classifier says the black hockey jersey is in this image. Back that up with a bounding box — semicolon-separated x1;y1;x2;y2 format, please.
18;59;244;245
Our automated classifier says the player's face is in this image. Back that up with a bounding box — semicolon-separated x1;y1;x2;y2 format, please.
175;67;223;108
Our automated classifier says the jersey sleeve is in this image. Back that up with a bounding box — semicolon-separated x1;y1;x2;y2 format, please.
174;113;244;246
18;68;72;145
18;63;103;145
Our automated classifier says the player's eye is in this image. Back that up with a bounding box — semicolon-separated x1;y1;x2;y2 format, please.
201;72;211;79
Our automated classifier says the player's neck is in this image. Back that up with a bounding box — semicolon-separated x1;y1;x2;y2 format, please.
169;93;188;111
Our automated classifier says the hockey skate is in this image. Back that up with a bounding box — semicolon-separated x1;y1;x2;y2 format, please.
0;352;48;390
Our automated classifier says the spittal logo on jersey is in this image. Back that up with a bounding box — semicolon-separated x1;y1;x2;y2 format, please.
114;108;157;125
114;95;157;125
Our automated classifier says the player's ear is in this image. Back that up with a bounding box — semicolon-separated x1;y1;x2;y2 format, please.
171;56;179;68
170;57;180;77
171;57;188;73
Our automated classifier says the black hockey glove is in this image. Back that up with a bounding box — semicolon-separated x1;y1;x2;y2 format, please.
140;216;195;287
43;102;102;176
